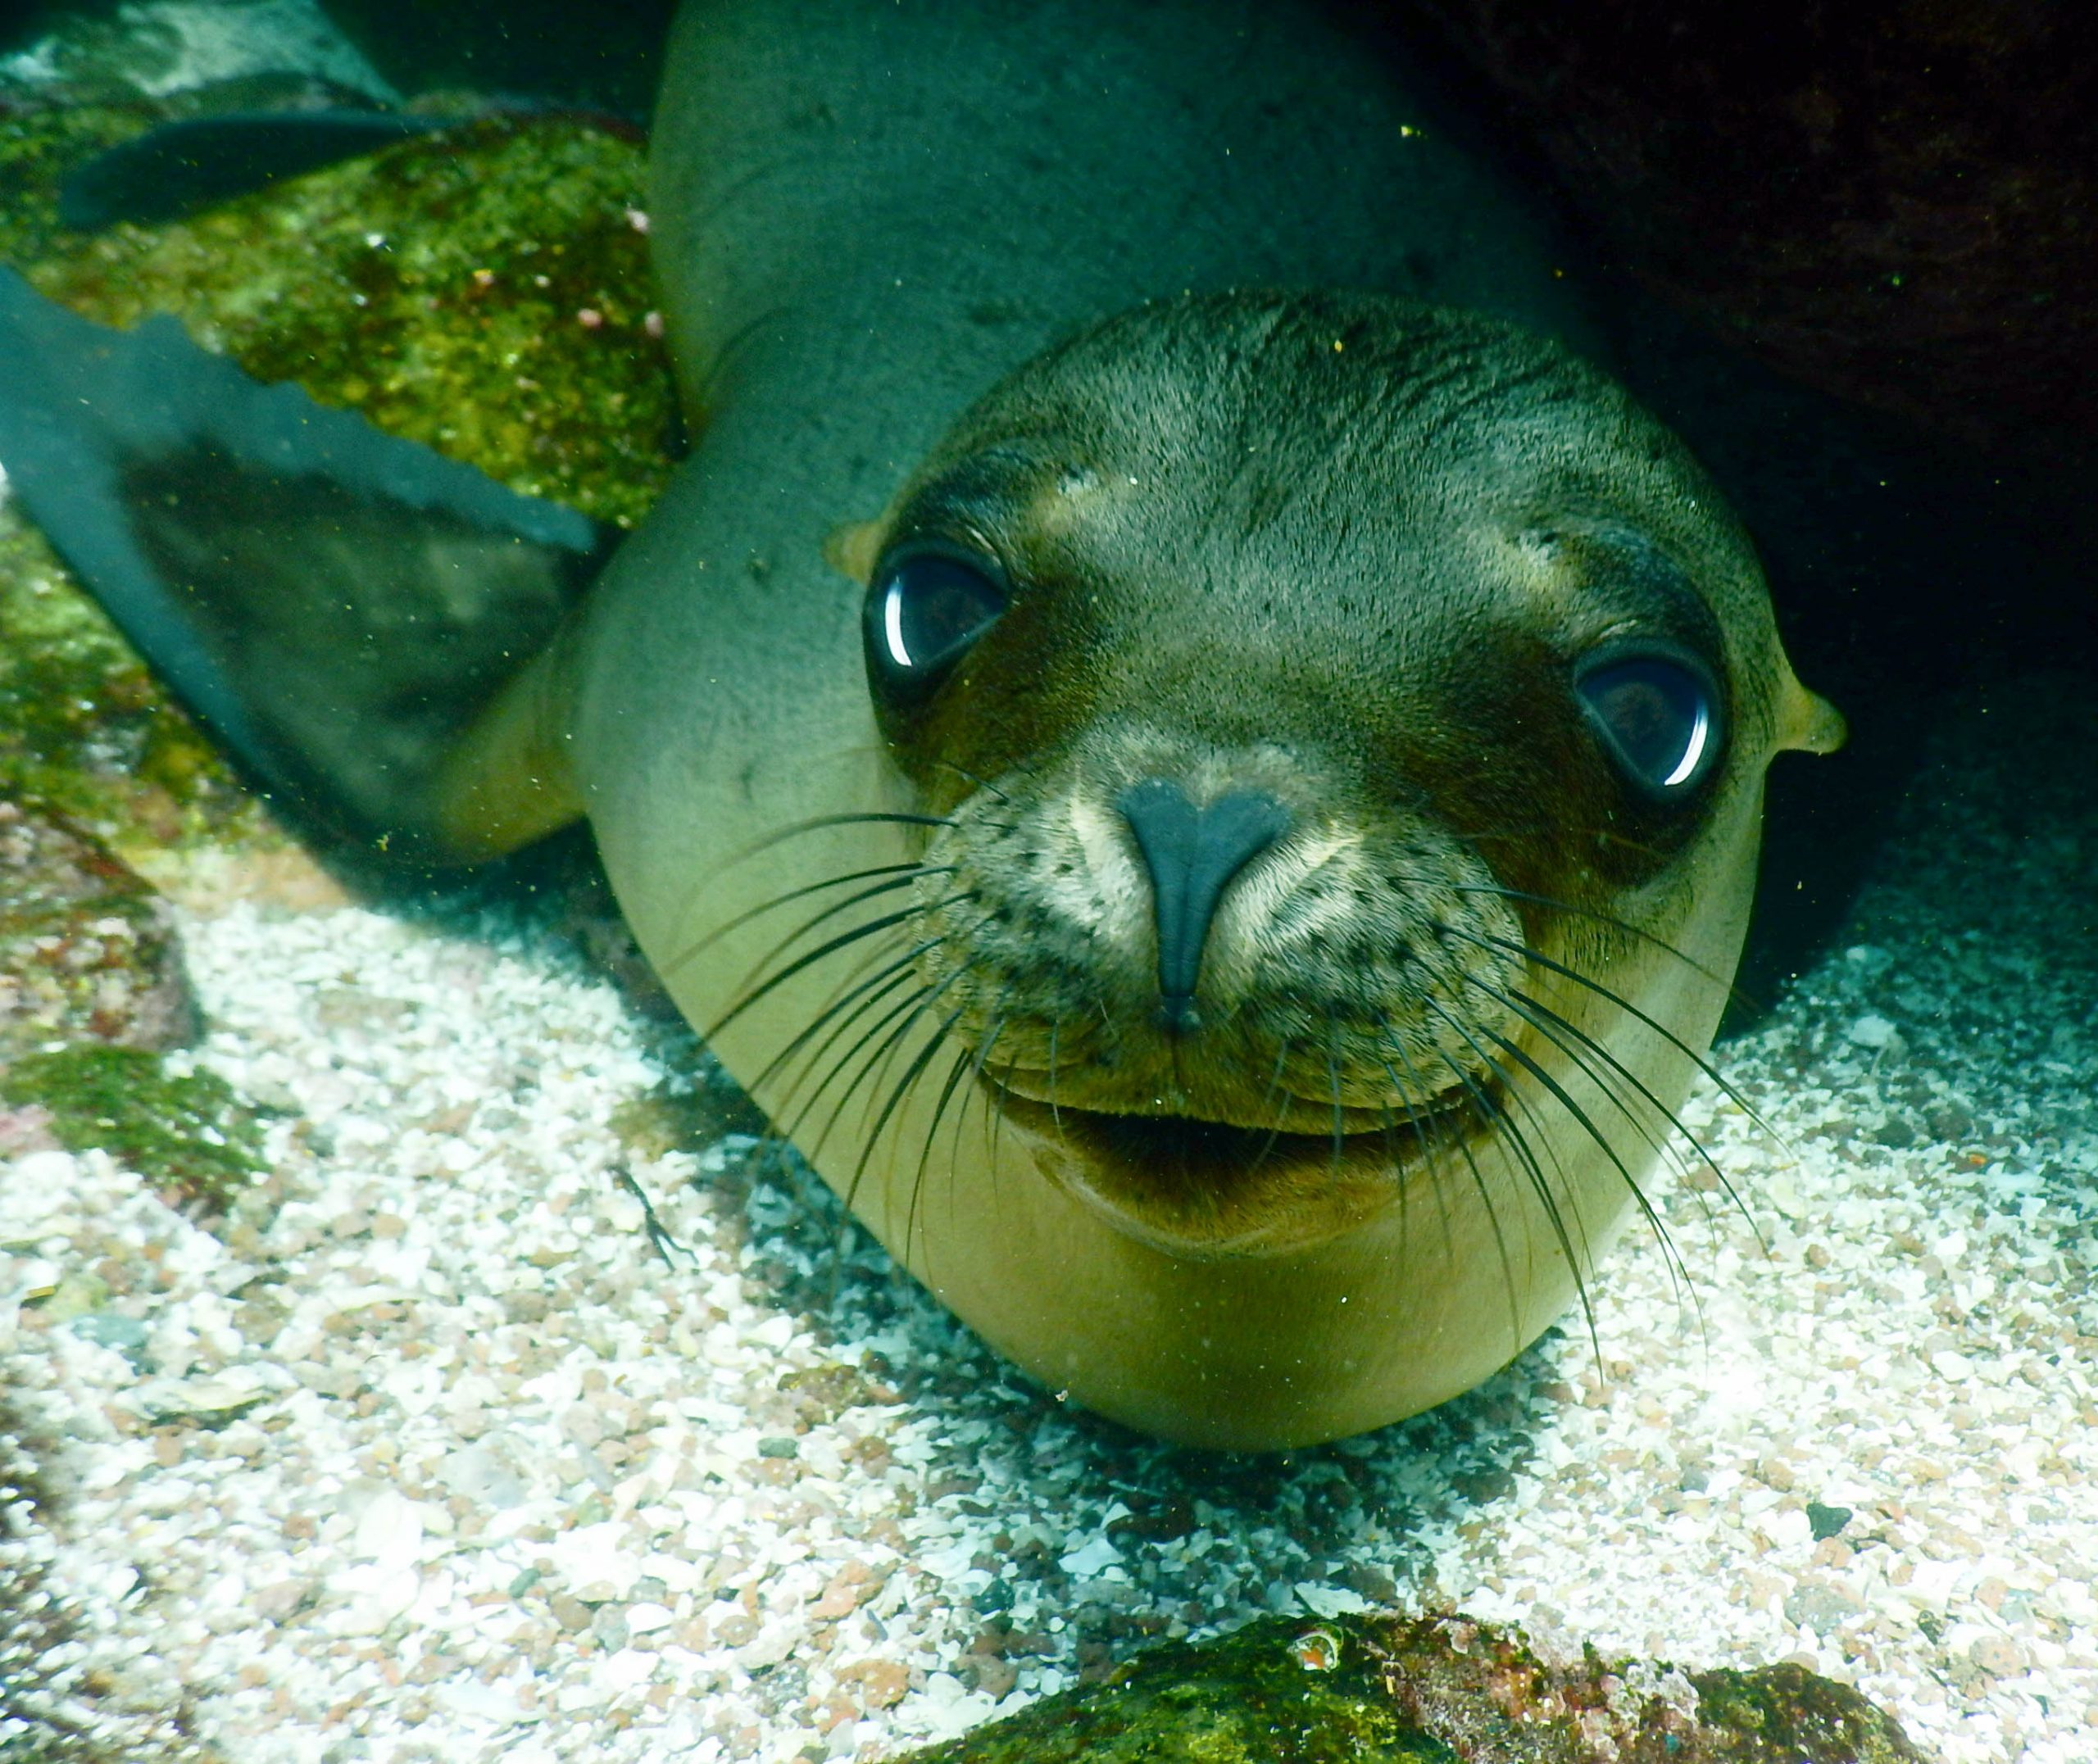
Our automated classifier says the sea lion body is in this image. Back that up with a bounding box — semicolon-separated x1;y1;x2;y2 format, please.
0;0;1841;1448
554;0;1832;1445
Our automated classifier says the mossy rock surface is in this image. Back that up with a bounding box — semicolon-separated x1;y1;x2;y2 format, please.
0;1043;263;1211
0;89;678;857
901;1616;1929;1764
19;108;675;528
0;798;198;1057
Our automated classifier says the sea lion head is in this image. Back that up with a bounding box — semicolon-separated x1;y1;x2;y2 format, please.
815;290;1840;1440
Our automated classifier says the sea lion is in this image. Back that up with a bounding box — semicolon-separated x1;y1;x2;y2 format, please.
0;0;1841;1448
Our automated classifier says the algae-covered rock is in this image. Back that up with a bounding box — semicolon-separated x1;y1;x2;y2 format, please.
17;107;676;528
0;1044;263;1213
901;1615;1928;1764
0;799;197;1058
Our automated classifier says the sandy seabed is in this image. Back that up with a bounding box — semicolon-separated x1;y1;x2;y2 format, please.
2;670;2095;1764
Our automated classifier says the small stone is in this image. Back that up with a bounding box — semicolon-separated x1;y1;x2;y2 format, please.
956;1652;1017;1700
844;1659;911;1710
1968;1633;2025;1677
1846;1013;1899;1050
1805;1501;1853;1540
252;1579;307;1622
130;1372;271;1426
1783;1582;1862;1637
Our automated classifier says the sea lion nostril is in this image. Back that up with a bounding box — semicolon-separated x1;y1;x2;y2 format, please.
1117;779;1293;1025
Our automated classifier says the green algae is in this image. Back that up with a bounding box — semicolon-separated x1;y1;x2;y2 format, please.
0;1045;263;1211
906;1621;1454;1764
22;112;678;529
901;1617;1928;1764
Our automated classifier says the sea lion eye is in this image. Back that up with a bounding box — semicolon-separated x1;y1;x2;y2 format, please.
865;548;1006;699
1575;647;1722;797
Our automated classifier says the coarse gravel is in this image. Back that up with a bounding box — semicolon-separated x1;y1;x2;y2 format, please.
2;669;2092;1764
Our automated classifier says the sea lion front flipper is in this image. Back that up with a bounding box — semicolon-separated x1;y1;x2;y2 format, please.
0;267;612;861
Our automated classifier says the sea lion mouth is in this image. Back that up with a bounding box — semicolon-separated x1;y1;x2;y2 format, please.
975;1069;1483;1255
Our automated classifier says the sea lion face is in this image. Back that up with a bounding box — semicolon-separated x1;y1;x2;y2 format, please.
846;292;1837;1263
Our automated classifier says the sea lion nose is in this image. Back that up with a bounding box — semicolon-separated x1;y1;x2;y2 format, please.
1116;778;1292;1034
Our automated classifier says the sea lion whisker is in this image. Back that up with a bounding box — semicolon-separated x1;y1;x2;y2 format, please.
712;905;929;1036
760;951;927;1115
660;860;951;978
920;757;1016;805
1396;1045;1524;1354
1420;998;1602;1363
1324;1024;1347;1183
799;983;944;1163
885;1019;966;1266
720;870;951;1000
1383;1023;1482;1309
1489;986;1738;1280
1372;1060;1439;1272
1458;1004;1698;1325
789;910;1001;1150
1247;1038;1301;1174
783;927;990;1125
844;1003;972;1258
1492;980;1701;1192
986;1036;1025;1171
1454;820;1680;864
1479;972;1765;1254
1445;959;1688;1173
706;895;970;1042
1456;925;1789;1157
725;811;961;865
1375;1099;1407;1263
955;1002;1011;1175
911;1036;987;1279
833;917;1000;1143
671;811;962;927
1046;1018;1063;1136
1444;882;1745;1000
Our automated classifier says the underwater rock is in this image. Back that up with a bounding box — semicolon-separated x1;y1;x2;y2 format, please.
1412;0;2098;451
901;1613;1928;1763
0;0;395;109
11;102;675;526
0;799;196;1059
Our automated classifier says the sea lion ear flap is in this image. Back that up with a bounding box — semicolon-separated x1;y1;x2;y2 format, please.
824;516;888;585
0;266;611;864
1775;672;1848;755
